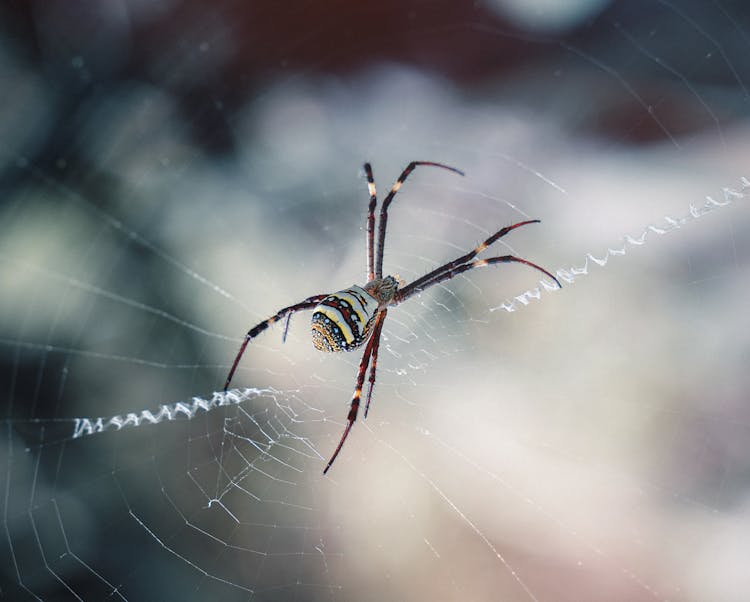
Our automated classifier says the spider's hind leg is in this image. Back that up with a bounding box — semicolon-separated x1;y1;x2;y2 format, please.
364;309;387;419
324;309;387;474
323;341;374;474
223;293;328;392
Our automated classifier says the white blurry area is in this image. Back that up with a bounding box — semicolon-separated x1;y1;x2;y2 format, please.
2;27;750;602
486;0;613;32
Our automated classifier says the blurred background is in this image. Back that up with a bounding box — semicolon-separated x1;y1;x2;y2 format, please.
1;0;749;600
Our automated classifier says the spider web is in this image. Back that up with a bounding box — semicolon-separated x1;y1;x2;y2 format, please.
2;1;750;600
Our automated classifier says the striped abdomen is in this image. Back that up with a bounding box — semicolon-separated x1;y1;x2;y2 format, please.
311;285;380;352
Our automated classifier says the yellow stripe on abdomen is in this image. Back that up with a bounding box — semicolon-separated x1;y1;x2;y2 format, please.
310;286;379;353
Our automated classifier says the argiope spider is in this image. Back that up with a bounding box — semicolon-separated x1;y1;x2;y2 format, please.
223;161;561;474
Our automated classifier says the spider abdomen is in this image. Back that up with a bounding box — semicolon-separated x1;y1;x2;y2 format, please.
311;286;379;353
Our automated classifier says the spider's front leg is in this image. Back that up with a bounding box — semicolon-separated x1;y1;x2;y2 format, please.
323;309;387;474
364;162;377;282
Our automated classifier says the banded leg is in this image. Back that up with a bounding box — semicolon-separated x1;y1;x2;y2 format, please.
396;220;547;299
223;294;328;392
364;309;387;419
323;311;384;474
364;163;377;282
396;256;561;304
375;161;464;279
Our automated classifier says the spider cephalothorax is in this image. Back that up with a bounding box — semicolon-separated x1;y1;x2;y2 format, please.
223;161;561;474
364;275;399;305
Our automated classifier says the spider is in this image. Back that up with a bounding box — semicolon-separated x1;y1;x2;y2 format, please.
223;161;561;474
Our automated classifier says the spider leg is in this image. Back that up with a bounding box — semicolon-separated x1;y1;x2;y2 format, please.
397;255;561;304
223;293;328;392
394;220;559;302
375;161;464;279
323;310;386;474
364;309;387;419
364;163;377;282
282;312;294;343
444;219;541;268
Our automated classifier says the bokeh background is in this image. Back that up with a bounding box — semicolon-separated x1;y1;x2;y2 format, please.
1;1;750;600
